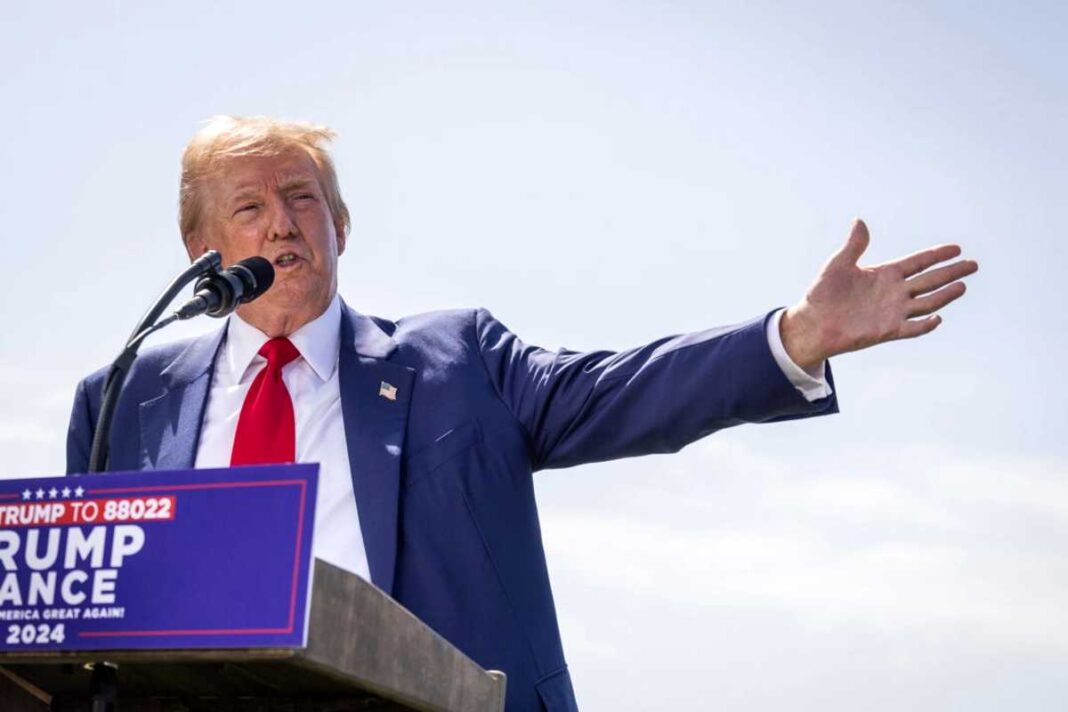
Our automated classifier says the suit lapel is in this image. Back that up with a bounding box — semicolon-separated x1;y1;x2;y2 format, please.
338;304;414;595
139;326;225;471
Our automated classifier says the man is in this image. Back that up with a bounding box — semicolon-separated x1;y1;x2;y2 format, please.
67;116;977;711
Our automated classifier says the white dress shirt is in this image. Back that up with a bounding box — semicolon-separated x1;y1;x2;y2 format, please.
767;307;833;401
194;295;371;579
193;300;831;579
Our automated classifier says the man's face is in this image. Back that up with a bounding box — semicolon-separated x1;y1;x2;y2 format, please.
187;150;346;334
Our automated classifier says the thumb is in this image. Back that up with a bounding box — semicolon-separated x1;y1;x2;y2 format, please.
832;218;870;266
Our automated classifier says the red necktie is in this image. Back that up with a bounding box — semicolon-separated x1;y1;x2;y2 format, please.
230;337;301;466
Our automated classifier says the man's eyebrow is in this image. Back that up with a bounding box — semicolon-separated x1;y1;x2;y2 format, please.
220;175;319;206
278;175;319;192
224;185;262;204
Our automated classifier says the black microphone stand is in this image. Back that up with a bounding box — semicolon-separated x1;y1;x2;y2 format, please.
86;251;221;474
82;250;221;712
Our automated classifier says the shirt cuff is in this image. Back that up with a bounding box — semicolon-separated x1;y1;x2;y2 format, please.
766;308;833;402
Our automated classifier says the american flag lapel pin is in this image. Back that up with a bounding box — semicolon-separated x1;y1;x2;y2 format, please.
379;381;398;401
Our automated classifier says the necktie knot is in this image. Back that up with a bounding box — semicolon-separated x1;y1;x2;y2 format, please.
259;337;300;370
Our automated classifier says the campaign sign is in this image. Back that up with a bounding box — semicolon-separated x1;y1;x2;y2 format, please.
0;464;317;652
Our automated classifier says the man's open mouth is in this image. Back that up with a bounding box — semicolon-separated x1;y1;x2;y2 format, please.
274;253;300;267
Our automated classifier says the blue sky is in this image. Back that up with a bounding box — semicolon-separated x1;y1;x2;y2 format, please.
1;2;1064;709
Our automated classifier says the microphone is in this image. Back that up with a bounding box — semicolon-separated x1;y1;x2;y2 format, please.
175;256;275;320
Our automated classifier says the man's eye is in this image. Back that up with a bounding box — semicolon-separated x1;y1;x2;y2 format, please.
292;193;316;202
235;203;259;215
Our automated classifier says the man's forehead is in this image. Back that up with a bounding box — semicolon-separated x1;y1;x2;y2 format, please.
210;151;320;192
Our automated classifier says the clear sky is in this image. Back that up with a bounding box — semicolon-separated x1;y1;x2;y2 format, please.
1;1;1064;709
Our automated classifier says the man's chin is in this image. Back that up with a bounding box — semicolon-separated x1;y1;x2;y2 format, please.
235;287;331;333
258;281;319;310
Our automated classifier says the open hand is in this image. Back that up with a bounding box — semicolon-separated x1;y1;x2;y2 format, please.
779;220;979;372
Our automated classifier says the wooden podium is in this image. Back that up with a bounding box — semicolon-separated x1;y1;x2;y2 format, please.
0;560;506;711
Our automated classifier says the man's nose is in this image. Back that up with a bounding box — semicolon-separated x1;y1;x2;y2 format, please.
266;197;299;240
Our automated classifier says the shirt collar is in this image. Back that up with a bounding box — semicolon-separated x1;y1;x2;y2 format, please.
225;295;342;383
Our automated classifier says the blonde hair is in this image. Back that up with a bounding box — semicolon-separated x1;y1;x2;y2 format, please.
179;115;351;243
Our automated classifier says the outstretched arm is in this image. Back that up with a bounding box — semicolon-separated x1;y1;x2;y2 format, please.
477;309;837;471
780;220;979;371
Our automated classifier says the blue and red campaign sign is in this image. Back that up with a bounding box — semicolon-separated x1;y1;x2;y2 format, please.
0;464;318;652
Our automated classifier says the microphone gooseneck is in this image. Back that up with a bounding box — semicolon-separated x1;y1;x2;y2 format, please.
82;251;274;711
87;254;275;474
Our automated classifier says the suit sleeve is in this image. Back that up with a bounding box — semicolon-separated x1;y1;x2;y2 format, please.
67;379;92;475
66;373;107;476
474;308;839;471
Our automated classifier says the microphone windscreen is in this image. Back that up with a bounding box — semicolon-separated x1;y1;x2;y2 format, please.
235;256;275;301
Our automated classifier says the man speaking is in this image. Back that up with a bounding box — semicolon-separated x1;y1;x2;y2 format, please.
66;116;978;711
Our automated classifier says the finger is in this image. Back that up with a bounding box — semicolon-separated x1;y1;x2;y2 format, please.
888;243;963;278
898;314;942;339
907;259;979;296
831;219;870;266
907;281;967;317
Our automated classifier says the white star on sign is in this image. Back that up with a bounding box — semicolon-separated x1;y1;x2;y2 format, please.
35;489;45;500
21;489;31;501
61;487;71;498
48;488;58;499
74;486;85;498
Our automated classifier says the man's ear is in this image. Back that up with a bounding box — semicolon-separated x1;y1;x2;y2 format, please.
184;233;208;262
335;220;347;257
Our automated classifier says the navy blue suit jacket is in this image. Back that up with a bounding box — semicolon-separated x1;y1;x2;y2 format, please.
67;302;838;711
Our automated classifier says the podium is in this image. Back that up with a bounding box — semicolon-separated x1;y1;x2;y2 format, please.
0;559;507;710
